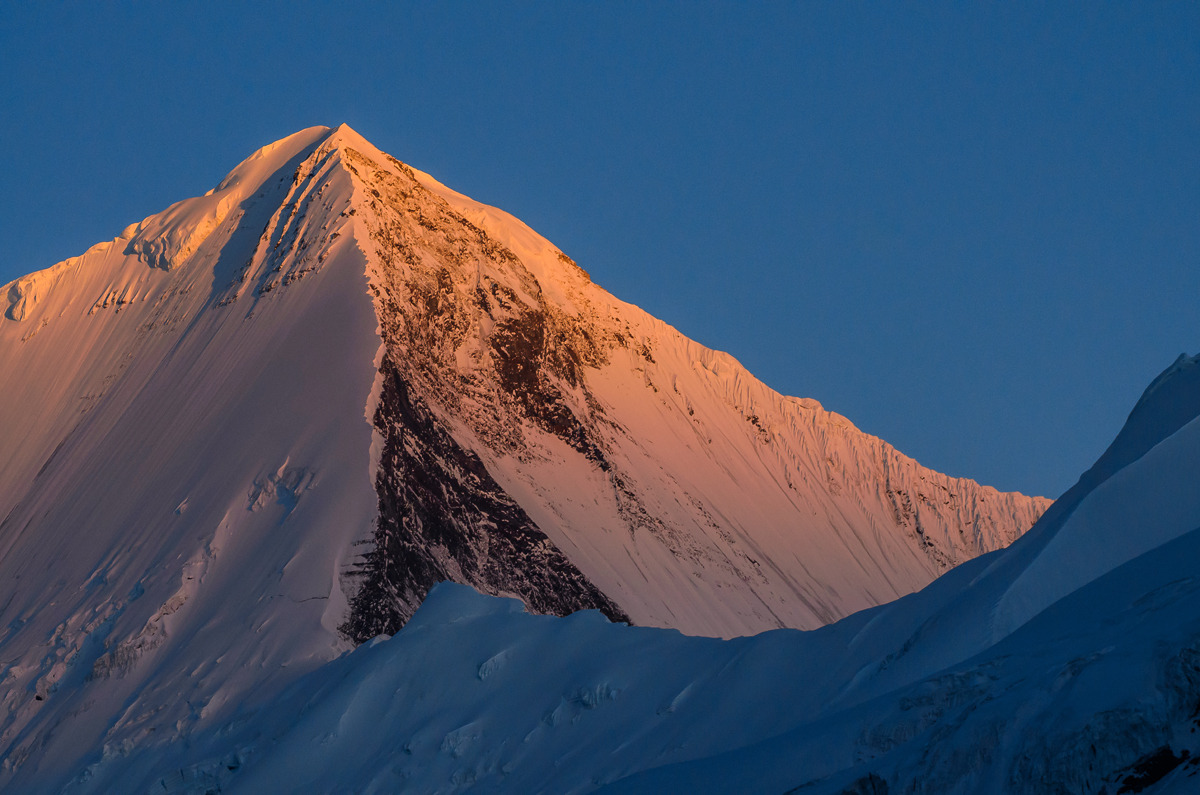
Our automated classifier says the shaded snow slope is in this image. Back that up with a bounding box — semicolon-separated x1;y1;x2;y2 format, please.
46;352;1200;795
0;125;1047;789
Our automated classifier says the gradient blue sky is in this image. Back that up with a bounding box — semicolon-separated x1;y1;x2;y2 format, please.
2;3;1196;499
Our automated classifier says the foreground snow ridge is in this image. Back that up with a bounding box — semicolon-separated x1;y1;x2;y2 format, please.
0;124;1052;791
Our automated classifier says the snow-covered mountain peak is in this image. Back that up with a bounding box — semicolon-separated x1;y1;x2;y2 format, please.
0;125;1053;790
4;122;1050;637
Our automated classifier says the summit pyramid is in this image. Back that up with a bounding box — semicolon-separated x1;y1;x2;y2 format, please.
0;126;1048;785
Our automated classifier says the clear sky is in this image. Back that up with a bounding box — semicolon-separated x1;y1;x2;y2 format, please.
1;3;1196;499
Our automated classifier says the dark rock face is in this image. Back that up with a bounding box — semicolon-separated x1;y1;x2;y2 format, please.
1117;747;1191;793
489;308;610;468
342;147;620;460
339;146;636;641
340;352;629;643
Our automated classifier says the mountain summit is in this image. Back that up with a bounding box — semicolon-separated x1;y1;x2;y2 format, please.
0;126;1046;786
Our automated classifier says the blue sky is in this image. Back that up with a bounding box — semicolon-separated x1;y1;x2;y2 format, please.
1;3;1196;498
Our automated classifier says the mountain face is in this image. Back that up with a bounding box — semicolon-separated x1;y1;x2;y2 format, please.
335;137;1048;637
0;125;1047;788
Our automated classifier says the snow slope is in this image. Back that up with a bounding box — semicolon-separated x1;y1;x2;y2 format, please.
45;352;1200;795
0;127;383;786
0;125;1046;789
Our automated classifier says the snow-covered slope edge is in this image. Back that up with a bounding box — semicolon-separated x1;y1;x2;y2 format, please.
59;352;1198;795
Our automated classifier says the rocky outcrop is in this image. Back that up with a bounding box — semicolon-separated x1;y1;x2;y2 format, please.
341;353;628;642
